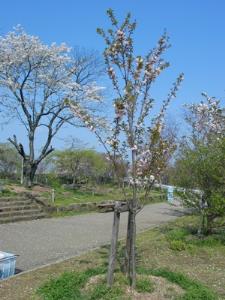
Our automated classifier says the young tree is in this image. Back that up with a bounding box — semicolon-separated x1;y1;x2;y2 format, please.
174;94;225;234
70;10;183;287
0;27;103;187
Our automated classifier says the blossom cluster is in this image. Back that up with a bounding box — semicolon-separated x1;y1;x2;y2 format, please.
0;26;103;116
185;93;225;141
71;11;182;193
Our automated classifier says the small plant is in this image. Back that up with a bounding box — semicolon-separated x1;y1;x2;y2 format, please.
37;267;105;300
169;240;187;251
166;228;188;251
189;235;224;247
167;228;189;241
37;272;85;300
136;277;154;293
0;188;17;197
89;283;123;300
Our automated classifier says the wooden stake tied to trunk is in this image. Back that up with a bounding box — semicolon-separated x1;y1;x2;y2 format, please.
106;201;129;286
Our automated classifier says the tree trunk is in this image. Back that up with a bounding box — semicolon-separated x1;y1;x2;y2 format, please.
20;157;24;185
23;160;37;188
126;148;137;288
197;211;205;236
127;206;136;288
205;214;214;235
72;176;76;188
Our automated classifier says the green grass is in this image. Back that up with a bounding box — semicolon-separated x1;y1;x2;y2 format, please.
37;267;124;300
36;216;225;299
54;189;114;206
37;272;85;300
51;185;166;207
37;266;217;300
169;239;187;251
87;283;123;300
0;180;166;207
136;276;154;293
1;215;224;300
138;268;217;300
0;188;17;197
50;210;94;218
164;224;225;252
166;228;190;241
137;216;225;297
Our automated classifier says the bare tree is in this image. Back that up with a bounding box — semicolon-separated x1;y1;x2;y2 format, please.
0;27;103;186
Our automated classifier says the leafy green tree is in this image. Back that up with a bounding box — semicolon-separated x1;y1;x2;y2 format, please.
53;149;109;185
0;143;21;180
174;95;225;234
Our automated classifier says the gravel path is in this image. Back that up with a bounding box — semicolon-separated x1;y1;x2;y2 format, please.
0;202;184;272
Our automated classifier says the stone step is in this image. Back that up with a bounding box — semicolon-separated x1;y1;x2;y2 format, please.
0;204;38;212
0;208;44;218
0;212;46;224
0;196;31;202
0;200;33;207
0;194;47;224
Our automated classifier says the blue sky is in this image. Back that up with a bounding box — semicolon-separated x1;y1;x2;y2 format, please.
0;0;225;151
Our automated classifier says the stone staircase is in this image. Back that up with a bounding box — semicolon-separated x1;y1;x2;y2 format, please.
0;194;46;224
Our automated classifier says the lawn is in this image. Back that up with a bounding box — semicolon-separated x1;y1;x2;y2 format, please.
46;185;167;217
0;182;166;207
48;185;166;207
0;215;224;299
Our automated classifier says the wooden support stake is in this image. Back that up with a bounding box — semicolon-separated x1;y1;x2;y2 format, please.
21;157;24;185
51;189;55;203
107;201;120;287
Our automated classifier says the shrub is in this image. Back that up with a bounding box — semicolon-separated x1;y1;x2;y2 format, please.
167;228;189;241
169;240;187;251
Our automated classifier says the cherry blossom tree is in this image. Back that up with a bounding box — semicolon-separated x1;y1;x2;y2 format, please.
185;93;225;143
174;94;225;234
0;26;103;187
70;9;183;287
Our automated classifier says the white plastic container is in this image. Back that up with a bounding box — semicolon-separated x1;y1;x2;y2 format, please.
167;185;174;203
0;251;17;279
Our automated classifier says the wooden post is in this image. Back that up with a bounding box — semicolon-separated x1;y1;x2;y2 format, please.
20;157;24;185
124;211;131;274
51;189;55;203
107;201;120;287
